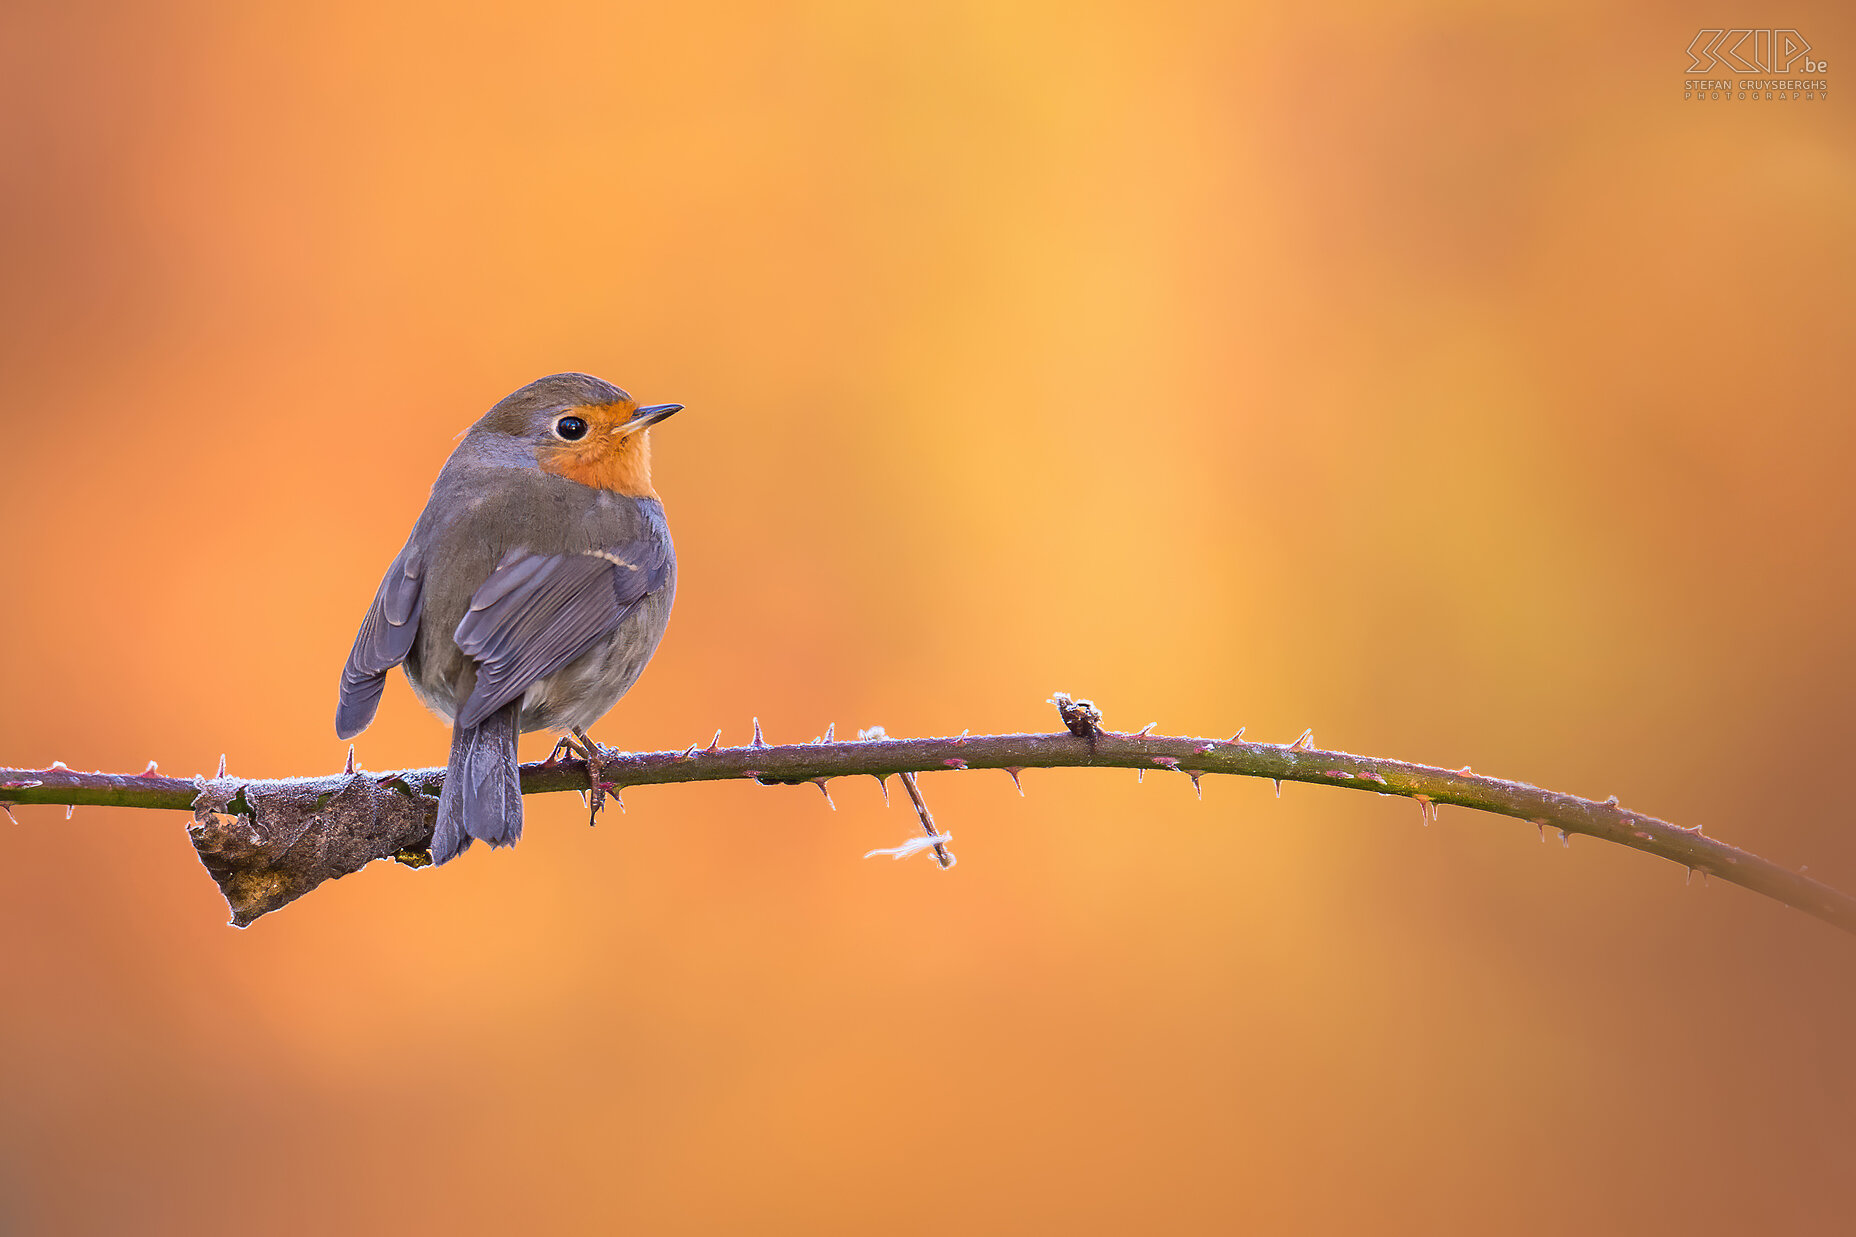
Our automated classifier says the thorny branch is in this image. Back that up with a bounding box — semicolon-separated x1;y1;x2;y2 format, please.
2;693;1852;934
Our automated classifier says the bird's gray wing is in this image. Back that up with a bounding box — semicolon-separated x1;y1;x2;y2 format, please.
336;541;426;739
452;540;670;730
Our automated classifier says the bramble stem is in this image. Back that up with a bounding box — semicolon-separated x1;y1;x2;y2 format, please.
3;706;1851;932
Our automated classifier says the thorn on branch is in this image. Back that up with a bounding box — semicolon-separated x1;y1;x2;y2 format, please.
1228;727;1246;742
873;773;891;806
344;746;357;775
751;718;767;748
814;779;835;810
139;760;161;777
1003;767;1025;796
1287;728;1316;752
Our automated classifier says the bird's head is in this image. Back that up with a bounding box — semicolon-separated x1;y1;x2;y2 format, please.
476;372;681;499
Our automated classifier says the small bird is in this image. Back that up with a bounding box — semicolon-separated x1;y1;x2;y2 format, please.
335;372;680;863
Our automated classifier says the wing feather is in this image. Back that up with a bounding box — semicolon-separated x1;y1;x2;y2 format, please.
335;543;425;739
452;540;669;730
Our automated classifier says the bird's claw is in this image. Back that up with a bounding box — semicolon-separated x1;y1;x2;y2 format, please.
555;728;611;825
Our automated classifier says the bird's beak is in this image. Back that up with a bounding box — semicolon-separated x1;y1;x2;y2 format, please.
623;403;683;432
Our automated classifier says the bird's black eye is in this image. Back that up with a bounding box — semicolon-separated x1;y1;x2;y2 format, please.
554;415;589;441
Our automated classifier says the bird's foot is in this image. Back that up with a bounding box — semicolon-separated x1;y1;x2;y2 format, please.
561;727;613;826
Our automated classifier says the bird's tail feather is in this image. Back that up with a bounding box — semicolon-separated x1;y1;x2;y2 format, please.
433;702;522;864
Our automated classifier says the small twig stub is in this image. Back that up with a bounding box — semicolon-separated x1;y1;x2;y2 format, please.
896;771;956;869
1049;692;1104;744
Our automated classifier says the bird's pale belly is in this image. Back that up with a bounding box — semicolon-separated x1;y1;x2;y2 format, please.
515;627;652;732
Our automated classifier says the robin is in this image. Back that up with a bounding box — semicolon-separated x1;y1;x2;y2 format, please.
335;372;680;863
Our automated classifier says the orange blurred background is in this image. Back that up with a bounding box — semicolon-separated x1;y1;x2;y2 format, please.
3;1;1854;1232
